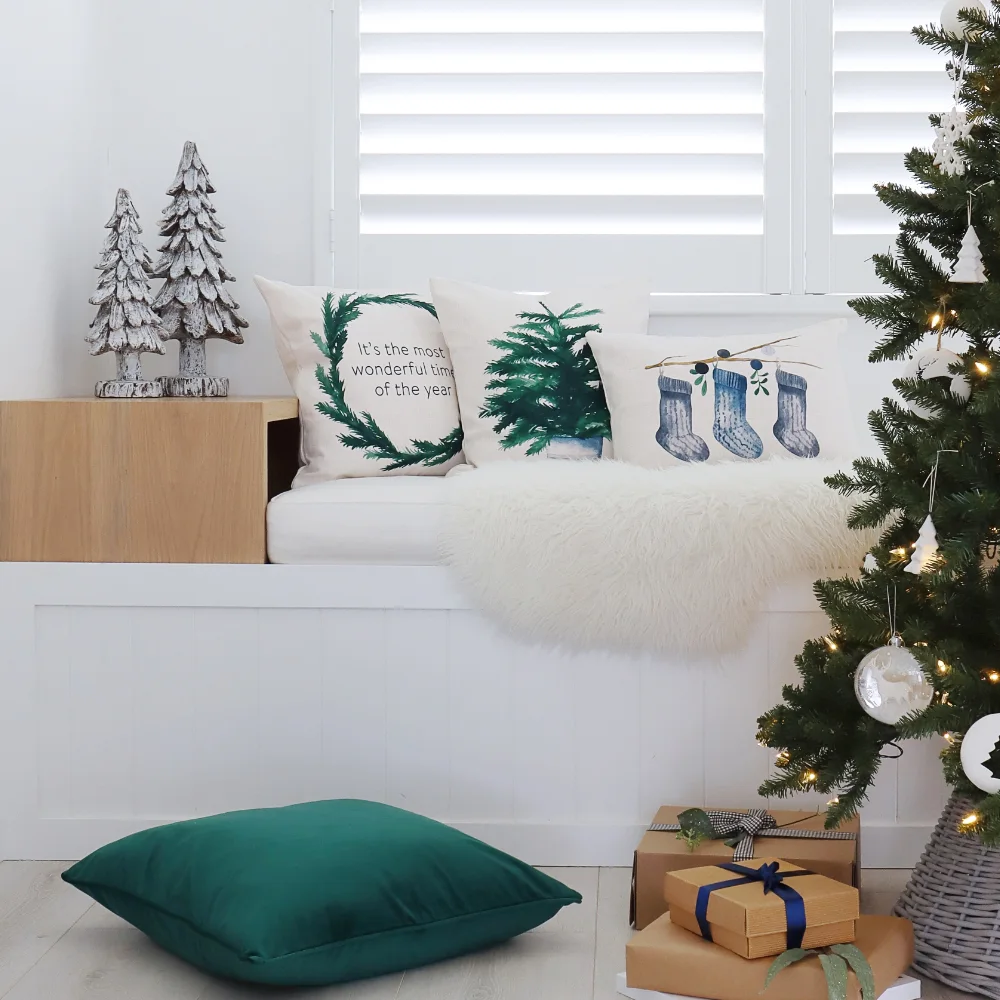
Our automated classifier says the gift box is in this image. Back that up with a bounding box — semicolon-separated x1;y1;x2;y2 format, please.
664;858;859;959
626;913;914;1000
631;805;860;929
614;972;922;1000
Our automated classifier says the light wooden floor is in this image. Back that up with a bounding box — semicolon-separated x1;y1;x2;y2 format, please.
0;865;974;1000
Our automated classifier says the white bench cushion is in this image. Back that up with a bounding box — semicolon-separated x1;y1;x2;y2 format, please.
267;477;449;565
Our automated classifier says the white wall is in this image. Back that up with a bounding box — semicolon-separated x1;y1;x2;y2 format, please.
0;0;104;397
0;0;331;399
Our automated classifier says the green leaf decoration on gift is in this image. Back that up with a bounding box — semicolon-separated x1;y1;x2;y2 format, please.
763;945;875;1000
830;944;876;1000
676;807;717;852
312;292;464;471
818;953;849;1000
762;948;812;991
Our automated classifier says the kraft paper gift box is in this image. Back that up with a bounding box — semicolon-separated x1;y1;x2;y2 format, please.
664;858;859;959
626;913;914;1000
631;805;860;930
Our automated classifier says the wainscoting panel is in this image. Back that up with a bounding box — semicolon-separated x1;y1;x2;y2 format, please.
0;562;949;864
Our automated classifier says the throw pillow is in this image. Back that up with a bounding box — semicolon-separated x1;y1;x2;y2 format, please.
430;277;650;466
589;319;853;468
62;799;581;987
256;277;464;486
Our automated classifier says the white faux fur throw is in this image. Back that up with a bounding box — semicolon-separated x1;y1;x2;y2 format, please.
442;459;876;657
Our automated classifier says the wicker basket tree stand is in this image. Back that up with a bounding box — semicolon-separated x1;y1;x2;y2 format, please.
894;794;1000;999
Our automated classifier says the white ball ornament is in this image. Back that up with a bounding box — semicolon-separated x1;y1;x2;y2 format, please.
960;713;1000;793
941;0;988;36
902;348;971;418
854;636;935;725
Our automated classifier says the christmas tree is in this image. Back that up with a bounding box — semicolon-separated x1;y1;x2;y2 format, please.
757;4;1000;845
87;188;166;398
481;303;610;456
152;141;248;397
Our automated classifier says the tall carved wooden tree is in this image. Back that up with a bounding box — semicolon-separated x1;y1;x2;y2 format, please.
87;188;167;398
153;141;248;397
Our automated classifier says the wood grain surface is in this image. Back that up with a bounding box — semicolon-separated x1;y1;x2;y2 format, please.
0;398;298;564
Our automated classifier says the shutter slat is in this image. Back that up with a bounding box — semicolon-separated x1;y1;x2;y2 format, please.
361;33;762;75
362;0;763;34
362;195;763;236
361;73;764;116
361;115;764;155
361;154;764;197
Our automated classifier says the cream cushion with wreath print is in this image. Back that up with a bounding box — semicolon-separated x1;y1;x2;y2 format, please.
430;278;650;466
256;277;463;486
588;319;854;469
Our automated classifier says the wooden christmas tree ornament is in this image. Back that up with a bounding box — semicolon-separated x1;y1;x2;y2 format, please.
87;189;167;398
153;141;248;397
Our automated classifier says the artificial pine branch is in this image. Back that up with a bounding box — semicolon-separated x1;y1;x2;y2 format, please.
312;293;463;471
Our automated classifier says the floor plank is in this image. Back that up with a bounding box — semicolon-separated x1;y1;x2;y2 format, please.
393;868;598;1000
3;904;210;1000
0;861;94;997
593;868;633;1000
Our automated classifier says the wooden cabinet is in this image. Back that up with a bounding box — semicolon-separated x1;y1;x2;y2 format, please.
0;397;299;564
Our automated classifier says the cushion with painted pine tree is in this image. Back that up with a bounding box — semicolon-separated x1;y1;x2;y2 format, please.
430;278;649;466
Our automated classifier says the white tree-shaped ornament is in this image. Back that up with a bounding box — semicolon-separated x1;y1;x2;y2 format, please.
952;224;988;282
905;515;941;574
153;142;248;396
87;189;167;398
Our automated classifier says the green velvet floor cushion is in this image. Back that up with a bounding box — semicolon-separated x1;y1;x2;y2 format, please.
62;799;581;987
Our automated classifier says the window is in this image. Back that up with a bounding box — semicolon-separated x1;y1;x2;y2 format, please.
331;1;955;296
805;0;954;293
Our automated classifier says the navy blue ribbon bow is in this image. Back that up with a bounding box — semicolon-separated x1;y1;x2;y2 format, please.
694;861;812;950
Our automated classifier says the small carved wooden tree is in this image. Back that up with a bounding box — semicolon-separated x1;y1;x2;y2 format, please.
153;141;248;397
87;189;167;398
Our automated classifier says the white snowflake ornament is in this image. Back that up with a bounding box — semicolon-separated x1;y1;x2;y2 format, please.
933;107;972;176
905;515;941;575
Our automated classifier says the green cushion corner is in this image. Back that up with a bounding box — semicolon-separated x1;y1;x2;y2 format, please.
61;799;581;987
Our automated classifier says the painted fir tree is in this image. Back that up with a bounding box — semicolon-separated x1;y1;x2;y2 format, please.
87;188;166;398
757;3;1000;846
481;303;610;458
152;141;248;396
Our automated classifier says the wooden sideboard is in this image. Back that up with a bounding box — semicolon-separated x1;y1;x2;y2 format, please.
0;397;299;564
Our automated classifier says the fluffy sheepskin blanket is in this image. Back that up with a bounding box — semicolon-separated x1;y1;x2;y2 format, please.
442;459;876;657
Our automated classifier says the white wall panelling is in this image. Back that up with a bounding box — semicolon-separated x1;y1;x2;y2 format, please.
0;562;947;865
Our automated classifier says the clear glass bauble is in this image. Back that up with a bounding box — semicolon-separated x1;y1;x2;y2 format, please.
854;636;934;725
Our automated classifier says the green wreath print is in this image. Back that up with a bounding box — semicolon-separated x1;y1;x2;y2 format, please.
311;292;463;472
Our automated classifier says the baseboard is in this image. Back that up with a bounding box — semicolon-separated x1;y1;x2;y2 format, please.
6;817;932;866
460;820;931;869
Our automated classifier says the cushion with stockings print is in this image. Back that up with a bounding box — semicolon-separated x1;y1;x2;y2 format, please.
588;320;855;469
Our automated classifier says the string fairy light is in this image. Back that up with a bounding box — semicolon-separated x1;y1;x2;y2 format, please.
824;635;839;652
963;812;980;826
938;659;951;674
976;360;991;374
802;771;819;784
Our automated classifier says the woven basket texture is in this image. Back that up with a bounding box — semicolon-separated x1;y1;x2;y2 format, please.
894;794;1000;999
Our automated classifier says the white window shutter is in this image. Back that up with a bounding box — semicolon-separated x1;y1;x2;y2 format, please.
334;0;779;292
812;0;954;293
